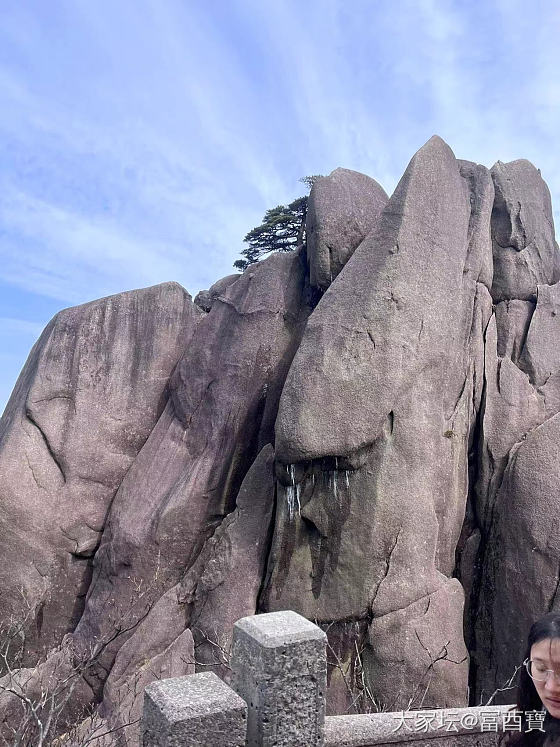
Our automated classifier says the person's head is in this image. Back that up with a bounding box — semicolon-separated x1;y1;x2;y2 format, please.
518;612;560;721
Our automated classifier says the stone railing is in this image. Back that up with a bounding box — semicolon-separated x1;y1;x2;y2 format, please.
142;610;516;746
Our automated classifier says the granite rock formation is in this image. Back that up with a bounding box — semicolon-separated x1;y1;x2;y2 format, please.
470;158;560;704
1;136;559;744
0;282;198;662
306;167;388;290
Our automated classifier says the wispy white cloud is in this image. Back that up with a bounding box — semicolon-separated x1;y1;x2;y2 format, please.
0;318;45;337
0;67;260;300
0;4;301;303
0;189;189;301
1;0;560;413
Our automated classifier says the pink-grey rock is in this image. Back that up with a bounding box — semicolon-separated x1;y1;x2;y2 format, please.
458;160;494;289
72;250;311;699
194;273;241;312
0;640;94;744
101;590;195;747
474;413;560;705
475;315;545;530
495;299;534;364
4;137;560;732
179;444;275;679
306;168;388;291
276;137;476;461
264;136;486;710
94;444;274;745
490;159;560;302
518;282;560;387
0;282;198;662
471;164;560;703
364;579;468;710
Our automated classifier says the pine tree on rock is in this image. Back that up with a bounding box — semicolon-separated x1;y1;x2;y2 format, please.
234;176;322;271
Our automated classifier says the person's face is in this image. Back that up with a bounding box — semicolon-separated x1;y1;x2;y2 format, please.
530;638;560;718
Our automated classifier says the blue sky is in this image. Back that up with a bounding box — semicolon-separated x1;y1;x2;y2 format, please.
1;0;559;412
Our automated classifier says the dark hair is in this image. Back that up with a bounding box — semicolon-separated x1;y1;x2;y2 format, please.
505;612;560;746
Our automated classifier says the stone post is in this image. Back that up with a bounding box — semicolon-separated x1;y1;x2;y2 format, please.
142;671;247;746
230;610;327;746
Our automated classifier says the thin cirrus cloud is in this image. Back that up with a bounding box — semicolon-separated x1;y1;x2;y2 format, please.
1;0;560;413
0;318;44;338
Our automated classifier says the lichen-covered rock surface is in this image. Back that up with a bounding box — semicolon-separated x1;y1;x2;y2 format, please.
1;136;559;744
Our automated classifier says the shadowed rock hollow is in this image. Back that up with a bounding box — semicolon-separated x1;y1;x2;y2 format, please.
1;135;559;743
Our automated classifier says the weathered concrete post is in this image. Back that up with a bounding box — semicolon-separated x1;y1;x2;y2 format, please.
142;671;247;746
231;610;327;746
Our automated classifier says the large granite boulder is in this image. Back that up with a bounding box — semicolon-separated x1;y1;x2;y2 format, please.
71;250;312;698
471;158;560;703
194;273;241;312
474;412;560;704
490;159;560;302
0;282;198;661
99;589;195;746
275;137;491;462
179;443;275;678
95;444;276;746
265;136;493;710
306;168;388;291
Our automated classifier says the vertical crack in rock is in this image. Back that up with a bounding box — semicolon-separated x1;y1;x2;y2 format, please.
25;408;67;483
547;560;560;613
267;136;482;711
64;250;313;719
24;451;48;492
472;157;560;705
370;526;402;609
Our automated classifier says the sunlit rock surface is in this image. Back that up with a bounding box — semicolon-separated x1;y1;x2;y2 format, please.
1;136;559;743
0;282;198;661
306;167;388;291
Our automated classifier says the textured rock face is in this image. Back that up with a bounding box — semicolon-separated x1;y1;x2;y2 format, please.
490;159;560;301
194;273;241;312
466;156;560;704
267;136;488;710
0;282;198;660
473;308;560;696
474;413;560;704
0;642;95;743
307;167;388;291
179;443;275;678
70;250;311;707
95;444;275;745
1;136;560;741
100;593;196;745
275;139;491;462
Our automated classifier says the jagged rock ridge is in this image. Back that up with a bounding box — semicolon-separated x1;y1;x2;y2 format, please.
0;137;559;744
